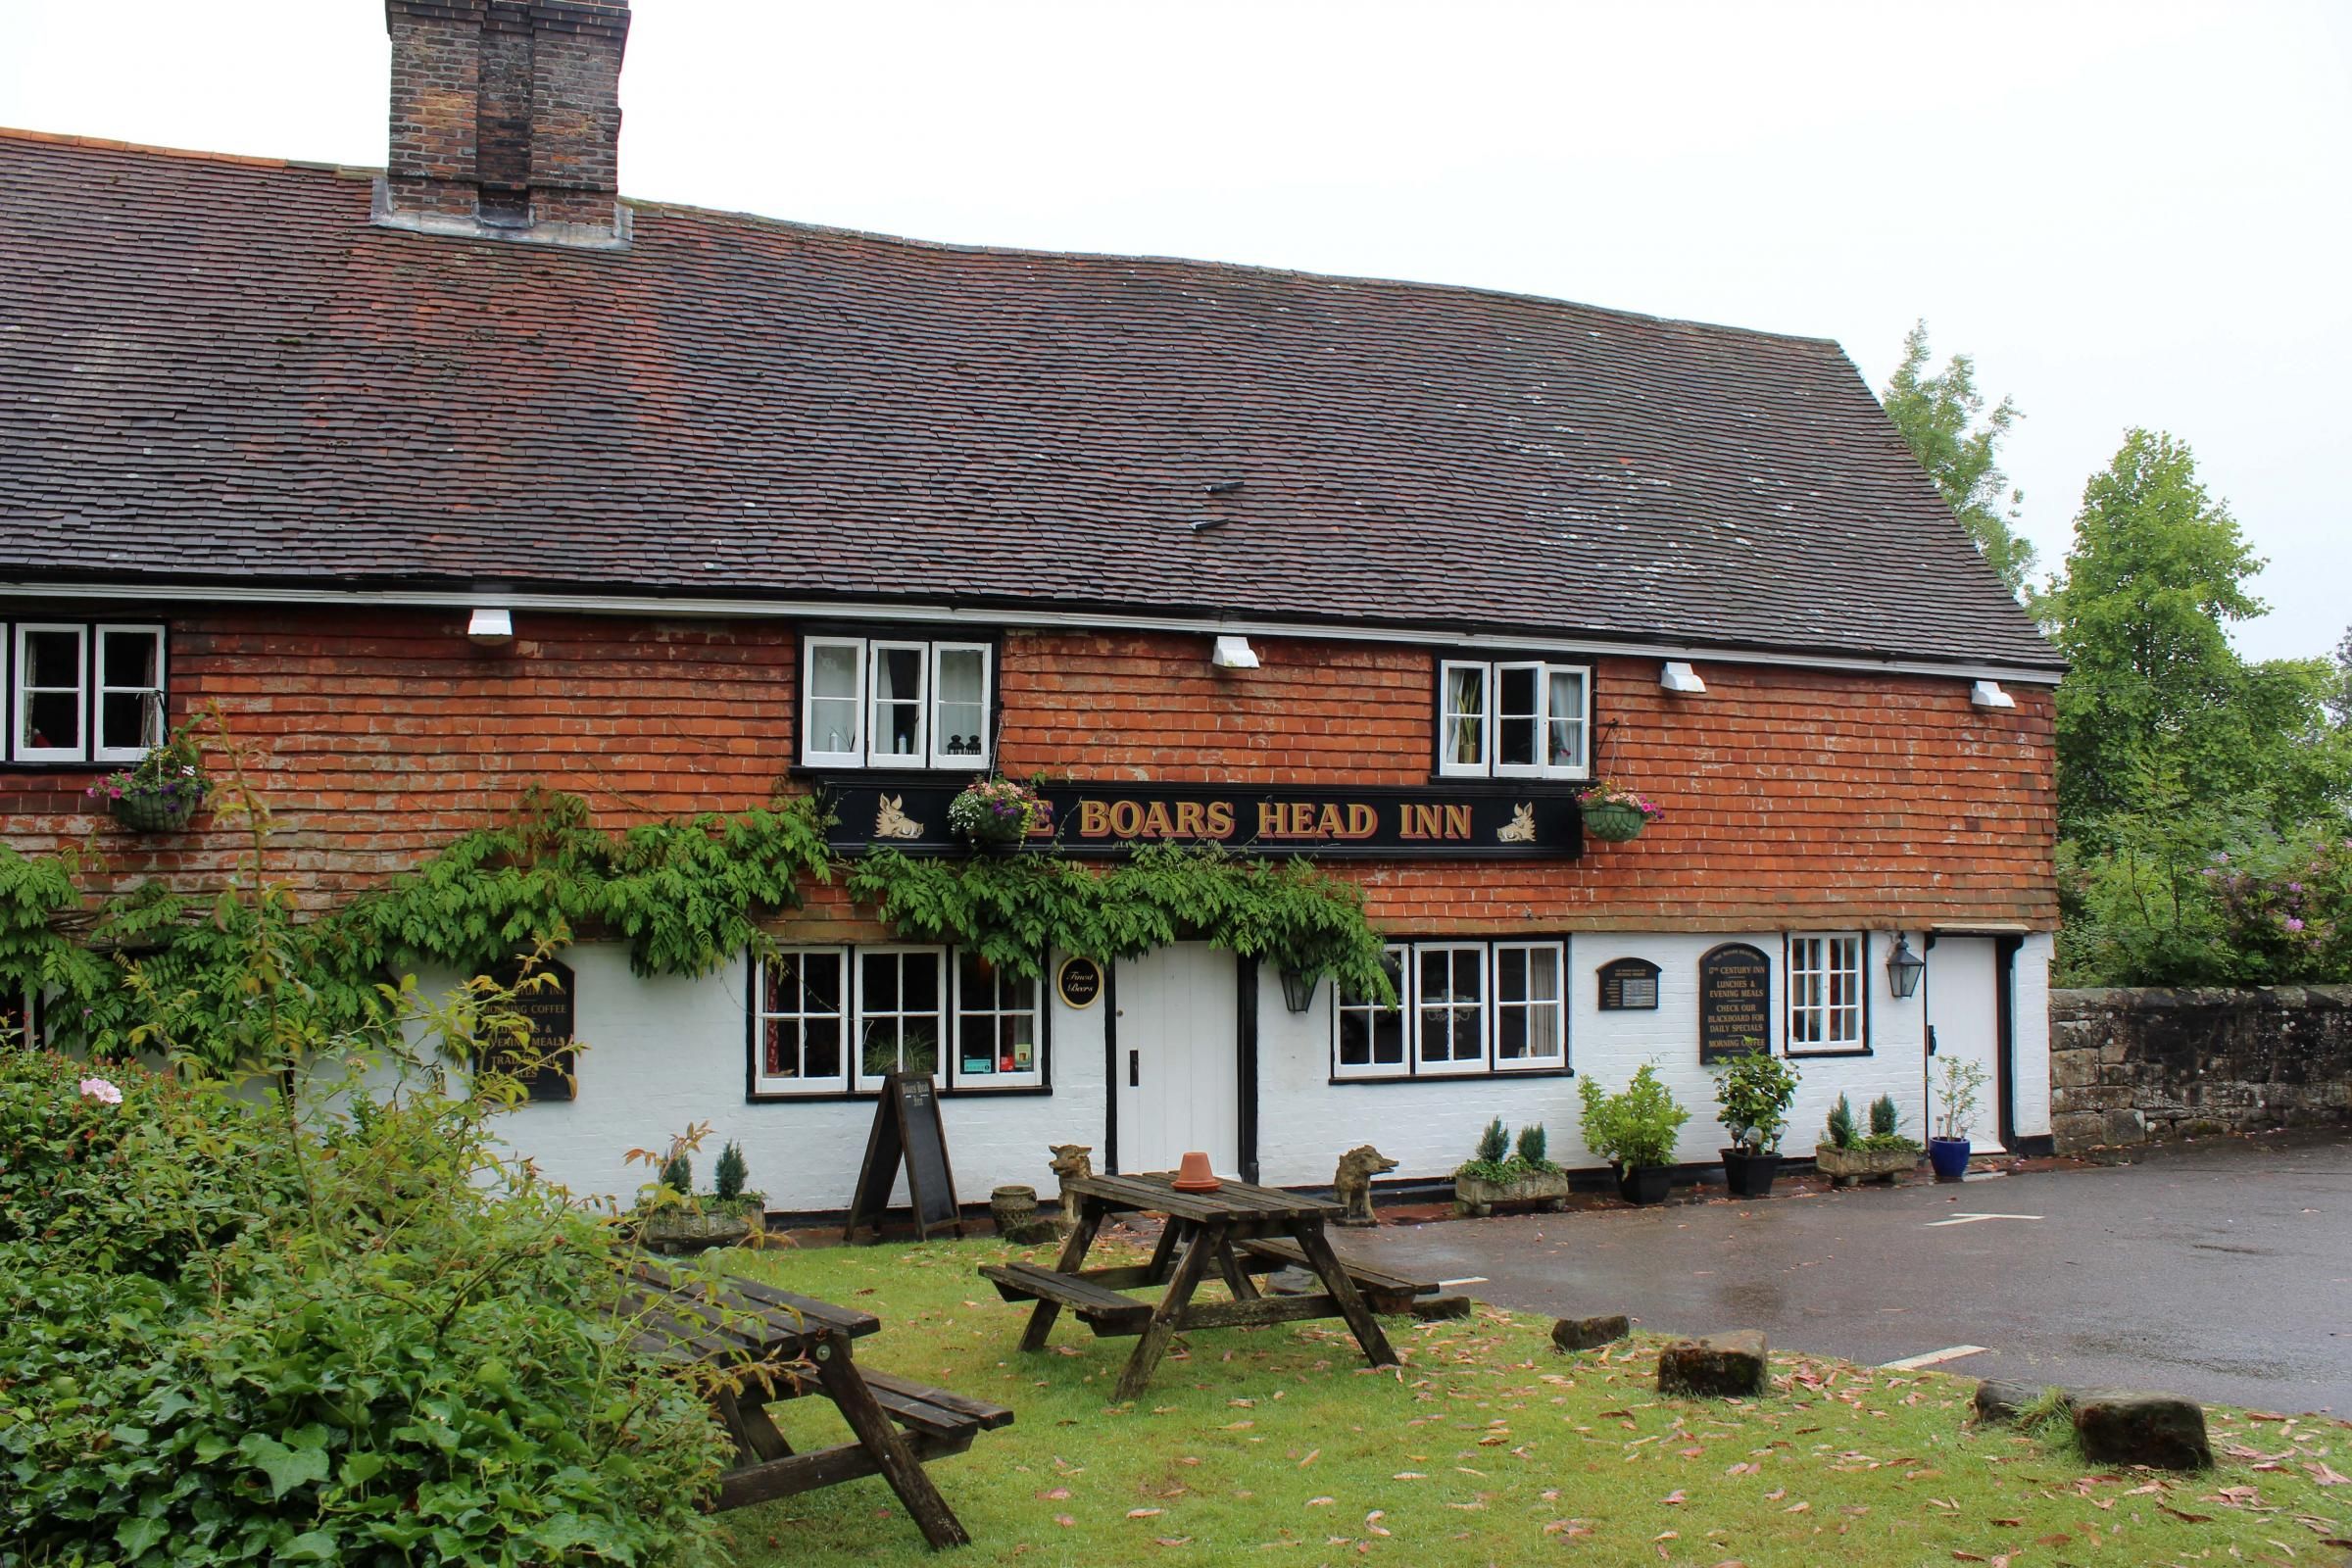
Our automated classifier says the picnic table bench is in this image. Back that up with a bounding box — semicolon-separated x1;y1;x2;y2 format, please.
979;1171;1445;1399
621;1258;1011;1550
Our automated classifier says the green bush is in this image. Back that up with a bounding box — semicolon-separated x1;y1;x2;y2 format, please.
1514;1123;1552;1171
1711;1049;1801;1154
1577;1063;1690;1170
714;1140;750;1203
1868;1094;1899;1138
0;1053;730;1566
1824;1094;1858;1151
662;1150;695;1197
1475;1117;1509;1166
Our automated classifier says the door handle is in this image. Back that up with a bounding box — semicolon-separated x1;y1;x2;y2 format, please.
1128;1050;1140;1088
1926;1024;1938;1056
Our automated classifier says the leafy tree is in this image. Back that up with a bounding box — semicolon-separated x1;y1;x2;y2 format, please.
2331;624;2352;727
2040;428;2348;842
1880;320;2035;597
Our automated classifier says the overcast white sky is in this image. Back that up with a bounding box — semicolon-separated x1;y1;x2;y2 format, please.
3;2;2344;662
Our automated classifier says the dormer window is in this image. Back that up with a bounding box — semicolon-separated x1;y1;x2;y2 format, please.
1436;657;1590;779
802;635;993;770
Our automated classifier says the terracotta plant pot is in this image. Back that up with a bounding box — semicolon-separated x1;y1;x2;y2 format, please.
1171;1151;1221;1192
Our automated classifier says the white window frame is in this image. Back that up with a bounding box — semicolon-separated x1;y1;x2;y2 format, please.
800;635;994;771
801;636;866;767
13;623;89;763
1493;940;1567;1071
851;945;951;1093
1412;942;1490;1075
1435;657;1592;782
930;642;994;769
1332;943;1411;1081
949;952;1044;1091
92;624;168;764
866;640;932;770
752;945;854;1097
1788;932;1867;1053
1436;660;1492;778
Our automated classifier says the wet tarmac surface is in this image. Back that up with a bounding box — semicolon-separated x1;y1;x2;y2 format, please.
1355;1130;2352;1414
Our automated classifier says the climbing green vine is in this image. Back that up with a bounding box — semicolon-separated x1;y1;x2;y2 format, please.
0;778;1392;1071
845;843;1394;999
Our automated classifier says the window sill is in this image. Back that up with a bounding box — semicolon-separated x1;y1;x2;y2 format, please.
1786;1046;1873;1060
1328;1066;1575;1087
747;1083;1054;1104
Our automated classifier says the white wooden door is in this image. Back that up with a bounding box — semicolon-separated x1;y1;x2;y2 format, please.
1928;936;2005;1152
1113;944;1240;1177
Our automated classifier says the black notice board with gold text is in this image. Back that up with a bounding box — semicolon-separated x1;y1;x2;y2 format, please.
1697;943;1772;1063
845;1072;965;1243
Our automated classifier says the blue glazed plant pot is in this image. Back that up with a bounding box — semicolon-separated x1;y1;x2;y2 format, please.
1927;1137;1972;1182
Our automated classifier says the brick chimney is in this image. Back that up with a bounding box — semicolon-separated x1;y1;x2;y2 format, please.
377;0;630;247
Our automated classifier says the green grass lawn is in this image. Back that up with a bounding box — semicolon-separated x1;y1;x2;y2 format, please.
717;1236;2349;1567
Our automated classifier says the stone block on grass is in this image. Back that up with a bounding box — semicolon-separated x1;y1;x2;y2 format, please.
1551;1313;1631;1352
1657;1330;1768;1397
2072;1390;2213;1470
1974;1379;2064;1424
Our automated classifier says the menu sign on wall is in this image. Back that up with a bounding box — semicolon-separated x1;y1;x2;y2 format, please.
1597;956;1661;1011
486;956;578;1101
1697;943;1771;1063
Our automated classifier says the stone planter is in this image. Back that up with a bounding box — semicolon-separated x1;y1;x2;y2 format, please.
1453;1167;1571;1217
635;1206;762;1254
1812;1144;1915;1188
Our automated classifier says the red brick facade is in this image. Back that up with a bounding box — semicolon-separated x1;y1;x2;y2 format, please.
0;605;2057;933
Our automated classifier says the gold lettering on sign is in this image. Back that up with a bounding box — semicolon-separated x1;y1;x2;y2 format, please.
1345;803;1378;840
1256;801;1283;839
1444;804;1473;840
1205;802;1236;838
1400;803;1440;841
1079;800;1111;838
1109;800;1143;837
1142;800;1175;839
1174;801;1205;837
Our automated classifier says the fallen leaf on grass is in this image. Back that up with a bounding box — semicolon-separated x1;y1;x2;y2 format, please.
1127;1508;1163;1519
2157;1504;2214;1524
1305;1497;1334;1508
1052;1515;1075;1528
1298;1449;1319;1468
1394;1471;1427;1481
2309;1462;2351;1486
1784;1501;1809;1513
1661;1491;1687;1505
1036;1488;1070;1500
1153;1538;1191;1547
1725;1462;1759;1476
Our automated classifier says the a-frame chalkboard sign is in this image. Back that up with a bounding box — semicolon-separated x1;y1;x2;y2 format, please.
844;1072;966;1243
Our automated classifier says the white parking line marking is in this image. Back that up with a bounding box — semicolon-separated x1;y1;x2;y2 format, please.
1438;1276;1488;1288
1925;1212;2044;1227
1882;1345;1990;1370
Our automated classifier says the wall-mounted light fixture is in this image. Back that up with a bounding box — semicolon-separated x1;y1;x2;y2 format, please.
1660;661;1706;693
1279;967;1320;1013
1970;679;2015;710
1210;635;1259;669
466;607;514;645
1885;933;1926;999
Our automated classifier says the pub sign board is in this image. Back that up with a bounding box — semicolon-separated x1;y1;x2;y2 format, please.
1597;956;1661;1011
484;956;578;1102
824;779;1585;860
1697;943;1772;1064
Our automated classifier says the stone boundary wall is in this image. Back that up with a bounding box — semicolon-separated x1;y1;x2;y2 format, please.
2049;986;2352;1152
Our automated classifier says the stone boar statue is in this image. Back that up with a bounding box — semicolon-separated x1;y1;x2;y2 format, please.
1333;1145;1398;1227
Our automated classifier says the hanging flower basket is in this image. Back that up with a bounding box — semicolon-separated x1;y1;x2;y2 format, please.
947;777;1044;847
88;730;209;834
1578;780;1662;844
110;790;203;833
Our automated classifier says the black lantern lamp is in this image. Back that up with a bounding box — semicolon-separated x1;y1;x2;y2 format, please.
1279;967;1321;1014
1885;934;1926;999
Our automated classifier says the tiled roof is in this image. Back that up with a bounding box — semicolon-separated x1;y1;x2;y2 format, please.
0;129;2059;671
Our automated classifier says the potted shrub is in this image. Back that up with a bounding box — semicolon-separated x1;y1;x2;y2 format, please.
1576;779;1664;844
1930;1057;1989;1181
1711;1046;1800;1198
1812;1093;1921;1187
1578;1063;1690;1204
1451;1117;1571;1216
86;729;208;832
947;776;1043;847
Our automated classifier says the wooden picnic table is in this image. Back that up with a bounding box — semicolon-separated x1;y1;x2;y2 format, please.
979;1171;1439;1400
620;1258;1011;1550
